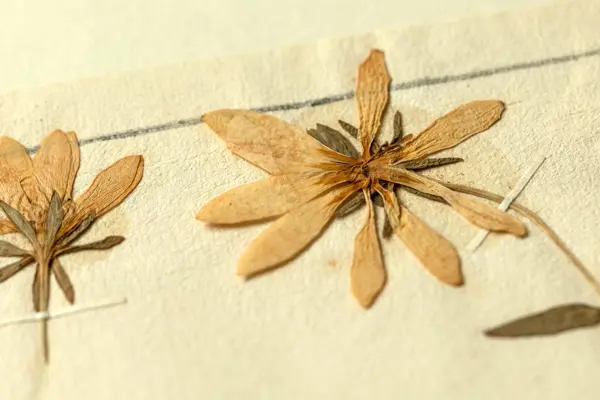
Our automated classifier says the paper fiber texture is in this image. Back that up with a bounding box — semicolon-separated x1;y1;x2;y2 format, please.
0;1;599;399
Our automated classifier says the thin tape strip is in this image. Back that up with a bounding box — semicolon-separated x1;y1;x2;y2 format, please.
467;155;546;252
0;298;127;328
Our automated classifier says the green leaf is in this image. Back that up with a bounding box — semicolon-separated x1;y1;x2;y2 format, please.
485;303;600;338
51;258;74;304
0;257;34;283
401;157;464;171
0;240;31;257
60;235;125;256
45;192;64;248
308;123;360;158
58;214;96;247
0;201;39;248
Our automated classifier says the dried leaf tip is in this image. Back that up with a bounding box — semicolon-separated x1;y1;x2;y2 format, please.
485;303;600;338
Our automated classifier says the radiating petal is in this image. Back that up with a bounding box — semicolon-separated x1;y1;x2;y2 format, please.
66;155;144;232
356;49;390;155
32;130;74;203
64;131;80;200
197;174;336;225
397;100;504;161
237;184;357;277
350;192;386;308
379;187;462;285
374;167;526;236
0;136;33;211
0;219;17;234
202;109;342;175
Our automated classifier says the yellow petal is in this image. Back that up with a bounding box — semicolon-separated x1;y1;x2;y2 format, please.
356;49;390;155
67;155;144;231
376;167;526;236
398;100;505;161
196;174;336;225
202;109;333;175
350;193;386;308
32;130;75;203
380;188;462;286
0;136;33;211
237;184;357;277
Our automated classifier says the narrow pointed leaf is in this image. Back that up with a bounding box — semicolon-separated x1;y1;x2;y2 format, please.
45;191;63;248
380;188;462;285
308;123;360;158
391;110;403;144
0;240;31;257
0;200;39;247
485;304;600;338
356;49;390;155
338;120;358;138
237;185;356;277
51;258;74;304
60;235;125;256
0;257;34;283
350;195;386;308
398;100;505;161
58;214;95;247
335;191;365;218
401;157;464;171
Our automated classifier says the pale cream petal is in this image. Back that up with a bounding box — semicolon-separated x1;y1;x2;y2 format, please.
202;109;339;175
196;174;336;225
397;100;505;162
350;192;386;308
237;184;357;277
374;167;526;236
66;155;144;232
32;130;74;203
0;136;33;211
356;49;390;155
379;187;462;286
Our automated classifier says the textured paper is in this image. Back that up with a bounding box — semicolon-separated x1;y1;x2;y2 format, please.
0;1;599;399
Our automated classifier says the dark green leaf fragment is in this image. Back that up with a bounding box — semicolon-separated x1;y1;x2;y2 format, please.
0;240;31;257
338;120;358;138
58;214;96;247
391;111;403;144
401;157;464;171
308;124;360;158
45;192;64;248
60;235;125;255
335;191;365;218
485;303;600;338
0;257;34;283
0;201;39;248
51;258;74;304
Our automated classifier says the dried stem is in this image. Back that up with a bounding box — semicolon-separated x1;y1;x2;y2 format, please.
443;182;600;299
35;259;51;364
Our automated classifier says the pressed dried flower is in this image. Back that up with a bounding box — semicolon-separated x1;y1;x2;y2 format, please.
197;49;528;308
0;130;144;362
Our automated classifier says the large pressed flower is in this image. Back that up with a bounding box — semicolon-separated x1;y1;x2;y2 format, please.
197;49;526;308
0;129;144;362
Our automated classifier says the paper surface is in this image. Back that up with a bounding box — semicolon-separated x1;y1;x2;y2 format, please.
1;1;599;399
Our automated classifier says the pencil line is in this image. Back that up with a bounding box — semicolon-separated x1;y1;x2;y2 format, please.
26;46;600;152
